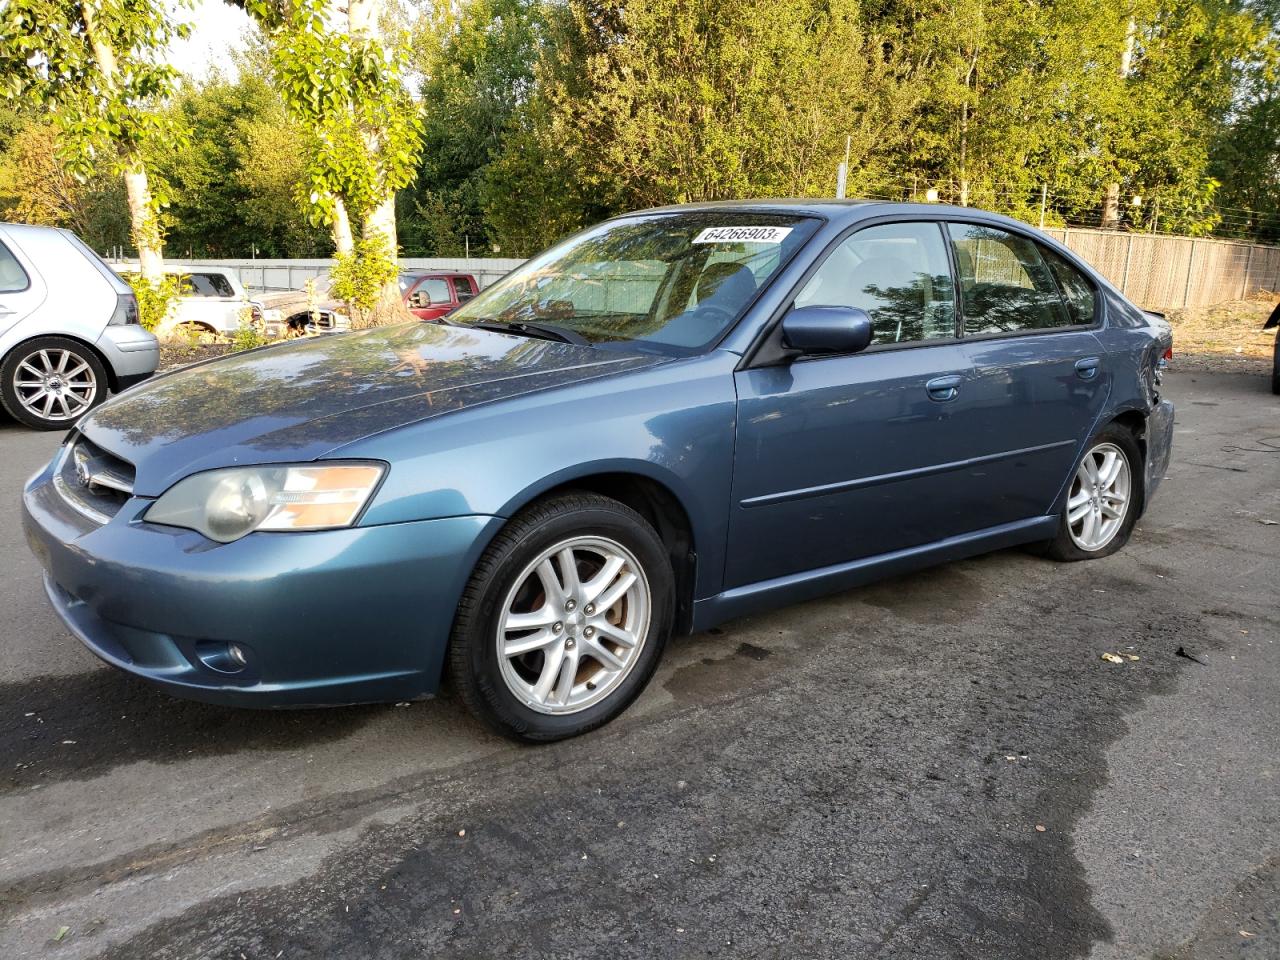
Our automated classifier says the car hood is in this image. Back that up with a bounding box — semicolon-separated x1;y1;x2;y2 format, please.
81;322;666;497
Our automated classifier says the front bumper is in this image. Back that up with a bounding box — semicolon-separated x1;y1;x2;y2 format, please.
1143;398;1175;510
23;457;500;707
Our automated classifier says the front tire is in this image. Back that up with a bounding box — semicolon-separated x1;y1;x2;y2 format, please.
0;337;109;430
1046;425;1142;562
448;493;674;742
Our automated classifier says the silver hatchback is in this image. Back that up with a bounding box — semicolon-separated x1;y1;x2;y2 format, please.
0;223;158;430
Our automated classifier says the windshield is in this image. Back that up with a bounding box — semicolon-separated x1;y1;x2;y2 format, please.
450;212;820;354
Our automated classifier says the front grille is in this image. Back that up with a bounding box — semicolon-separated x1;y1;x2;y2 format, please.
53;433;136;524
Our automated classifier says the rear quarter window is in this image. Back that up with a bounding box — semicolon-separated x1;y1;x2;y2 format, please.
0;240;29;293
1041;247;1098;326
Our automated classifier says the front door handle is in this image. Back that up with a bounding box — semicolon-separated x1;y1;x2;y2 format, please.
926;375;963;402
1075;357;1100;380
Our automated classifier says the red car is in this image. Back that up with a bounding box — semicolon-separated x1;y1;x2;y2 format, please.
400;271;479;321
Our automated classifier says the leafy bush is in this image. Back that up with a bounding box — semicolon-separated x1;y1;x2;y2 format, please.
329;233;398;312
126;273;181;332
231;305;270;352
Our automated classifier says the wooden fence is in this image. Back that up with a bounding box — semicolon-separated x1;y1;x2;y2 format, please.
1042;228;1280;310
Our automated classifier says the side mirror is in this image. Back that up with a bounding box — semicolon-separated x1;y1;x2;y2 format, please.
782;305;873;355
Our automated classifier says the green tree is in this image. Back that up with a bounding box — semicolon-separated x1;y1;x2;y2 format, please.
484;0;918;252
147;60;326;257
0;0;190;281
0;117;130;249
402;0;547;256
238;0;423;323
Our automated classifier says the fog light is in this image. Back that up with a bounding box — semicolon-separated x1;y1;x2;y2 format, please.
195;640;251;674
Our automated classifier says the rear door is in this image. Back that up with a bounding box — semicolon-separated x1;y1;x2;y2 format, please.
726;220;981;587
0;228;48;338
451;275;478;308
947;222;1109;525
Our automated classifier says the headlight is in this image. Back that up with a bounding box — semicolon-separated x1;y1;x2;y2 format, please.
145;462;385;543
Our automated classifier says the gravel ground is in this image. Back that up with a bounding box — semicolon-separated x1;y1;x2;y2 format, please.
0;366;1275;959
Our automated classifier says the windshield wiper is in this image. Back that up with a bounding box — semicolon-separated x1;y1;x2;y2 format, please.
466;319;591;346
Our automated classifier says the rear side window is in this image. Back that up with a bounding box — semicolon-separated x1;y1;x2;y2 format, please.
453;276;476;301
181;273;236;298
794;221;957;346
0;241;29;293
1042;247;1097;325
948;224;1070;334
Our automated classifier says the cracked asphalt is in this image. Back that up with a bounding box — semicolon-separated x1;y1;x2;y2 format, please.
0;367;1276;959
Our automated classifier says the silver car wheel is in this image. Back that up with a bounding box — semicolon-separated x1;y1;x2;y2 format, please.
1067;441;1132;552
13;348;98;423
497;535;651;715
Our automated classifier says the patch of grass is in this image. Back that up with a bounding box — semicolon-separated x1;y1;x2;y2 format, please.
1164;293;1276;361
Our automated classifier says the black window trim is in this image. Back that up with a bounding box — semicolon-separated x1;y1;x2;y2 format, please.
942;215;1105;340
0;236;32;295
740;211;1107;369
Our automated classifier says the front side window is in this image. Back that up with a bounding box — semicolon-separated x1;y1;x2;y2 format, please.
948;224;1071;334
450;213;820;355
794;221;956;346
1042;247;1097;325
414;278;451;305
182;273;236;298
0;241;28;293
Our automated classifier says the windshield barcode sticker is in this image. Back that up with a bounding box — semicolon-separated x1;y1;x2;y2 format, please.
693;226;793;244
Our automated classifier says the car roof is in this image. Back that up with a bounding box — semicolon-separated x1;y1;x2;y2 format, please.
624;198;1038;232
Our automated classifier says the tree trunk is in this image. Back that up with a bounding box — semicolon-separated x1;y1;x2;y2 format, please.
331;195;354;255
1100;183;1121;229
358;193;412;327
123;164;164;282
82;1;164;282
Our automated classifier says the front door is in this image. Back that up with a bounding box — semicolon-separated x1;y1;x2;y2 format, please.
726;220;980;588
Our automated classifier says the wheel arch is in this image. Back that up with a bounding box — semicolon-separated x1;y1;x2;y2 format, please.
498;468;700;636
2;332;119;392
1097;407;1150;517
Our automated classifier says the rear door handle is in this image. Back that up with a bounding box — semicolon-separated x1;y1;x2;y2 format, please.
1075;357;1100;380
926;375;963;402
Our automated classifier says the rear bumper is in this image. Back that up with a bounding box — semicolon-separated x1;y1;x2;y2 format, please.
22;456;501;707
95;325;159;387
1143;399;1175;511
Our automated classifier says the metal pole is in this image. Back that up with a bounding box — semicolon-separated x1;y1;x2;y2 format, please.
1121;233;1134;296
1039;184;1047;230
1241;245;1255;299
1183;240;1197;308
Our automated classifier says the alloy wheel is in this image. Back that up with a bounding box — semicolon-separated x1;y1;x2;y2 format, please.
1066;441;1131;552
496;535;651;715
12;348;98;423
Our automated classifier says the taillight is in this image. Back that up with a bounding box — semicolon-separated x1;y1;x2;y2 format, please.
1162;346;1173;360
108;292;140;325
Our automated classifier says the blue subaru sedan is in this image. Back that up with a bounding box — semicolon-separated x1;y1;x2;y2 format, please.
22;201;1174;741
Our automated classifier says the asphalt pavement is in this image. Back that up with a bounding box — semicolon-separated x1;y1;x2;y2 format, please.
0;367;1276;960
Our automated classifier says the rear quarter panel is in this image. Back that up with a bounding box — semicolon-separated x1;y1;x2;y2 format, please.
337;351;740;601
0;226;114;357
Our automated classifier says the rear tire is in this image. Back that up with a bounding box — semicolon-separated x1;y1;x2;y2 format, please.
1045;425;1143;562
0;336;109;431
448;492;674;742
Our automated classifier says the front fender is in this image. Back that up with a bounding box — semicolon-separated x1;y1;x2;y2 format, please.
337;353;739;601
